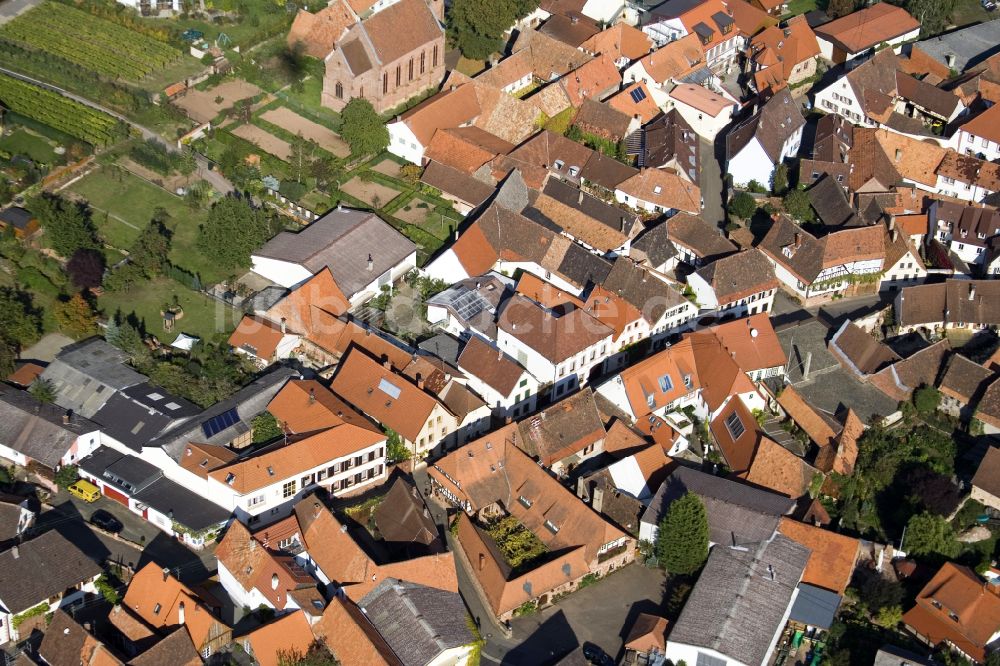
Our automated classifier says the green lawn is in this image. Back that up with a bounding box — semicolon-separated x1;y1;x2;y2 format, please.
952;0;994;26
783;0;819;17
98;277;239;344
0;129;58;163
275;77;343;130
138;56;206;95
67;165;229;285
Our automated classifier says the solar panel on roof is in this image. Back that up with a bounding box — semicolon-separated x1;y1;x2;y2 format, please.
202;407;240;438
630;87;647;103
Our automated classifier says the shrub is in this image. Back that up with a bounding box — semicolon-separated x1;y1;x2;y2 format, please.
728;192;757;220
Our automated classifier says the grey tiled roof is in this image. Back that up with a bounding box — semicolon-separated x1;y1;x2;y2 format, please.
0;531;101;614
0;385;100;469
668;534;809;665
40;338;146;418
912;19;1000;73
358;579;473;666
641;466;794;547
254;208;416;298
149;367;298;461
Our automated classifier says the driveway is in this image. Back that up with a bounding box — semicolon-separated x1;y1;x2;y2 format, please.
699;137;725;227
31;493;217;583
0;0;42;24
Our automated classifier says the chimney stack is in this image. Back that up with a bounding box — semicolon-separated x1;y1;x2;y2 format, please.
280;317;287;334
309;387;316;404
367;254;374;272
802;351;813;380
578;190;584;205
416;374;425;390
793;232;802;248
478;553;486;571
969;285;977;301
162;567;170;582
178;601;186;625
11;546;18;560
383;358;392;370
62;412;70;425
895;148;902;162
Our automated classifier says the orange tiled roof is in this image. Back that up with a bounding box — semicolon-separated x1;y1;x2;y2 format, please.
122;563;228;651
287;0;356;59
742;437;816;499
618;168;701;214
902;562;1000;663
314;596;400;665
634;34;704;83
777;384;837;448
515;272;585;309
6;362;44;388
563;53;622;107
228;315;287;360
295;496;458;601
209;422;384;493
179;442;236;480
329;348;444;442
814;3;919;55
242;611;315;666
580;23;652;62
779;517;859;594
267;378;380;435
215;521;315;610
708;313;786;372
607;83;661;124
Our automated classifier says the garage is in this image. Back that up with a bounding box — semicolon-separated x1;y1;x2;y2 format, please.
102;483;129;506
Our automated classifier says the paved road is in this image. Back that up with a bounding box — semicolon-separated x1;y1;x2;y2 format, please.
699;137;725;227
0;66;235;195
0;0;42;24
30;492;217;583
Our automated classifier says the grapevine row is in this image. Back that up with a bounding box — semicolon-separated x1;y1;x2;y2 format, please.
0;73;128;146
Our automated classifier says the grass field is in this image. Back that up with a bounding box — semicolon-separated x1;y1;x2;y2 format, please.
784;0;819;17
98;277;239;344
952;0;994;26
67;166;229;285
0;129;59;163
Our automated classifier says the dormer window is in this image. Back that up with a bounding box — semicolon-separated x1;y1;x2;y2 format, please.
568;166;579;177
554;160;565;170
225;473;236;485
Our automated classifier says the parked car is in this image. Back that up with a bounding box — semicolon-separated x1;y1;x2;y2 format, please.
67;479;100;502
90;509;123;533
582;643;613;666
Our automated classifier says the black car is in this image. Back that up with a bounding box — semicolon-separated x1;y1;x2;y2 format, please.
90;509;123;533
582;643;613;666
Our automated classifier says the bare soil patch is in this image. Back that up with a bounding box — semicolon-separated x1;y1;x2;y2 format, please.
395;197;436;225
260;107;349;157
231;124;292;160
340;177;401;207
372;158;403;177
173;80;263;124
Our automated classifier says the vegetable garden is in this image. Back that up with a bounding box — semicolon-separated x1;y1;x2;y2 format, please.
0;2;181;80
0;74;127;146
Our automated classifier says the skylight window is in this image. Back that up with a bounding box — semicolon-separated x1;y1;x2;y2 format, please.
725;411;745;440
225;472;236;485
658;374;673;393
378;378;401;400
148;392;164;401
544;520;559;534
653;185;662;194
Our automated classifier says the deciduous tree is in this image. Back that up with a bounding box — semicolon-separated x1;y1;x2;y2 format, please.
197;196;277;270
905;512;960;559
0;287;42;348
67;248;106;290
448;0;538;60
54;293;99;339
339;98;390;157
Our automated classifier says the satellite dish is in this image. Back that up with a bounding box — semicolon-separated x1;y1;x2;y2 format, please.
750;328;759;338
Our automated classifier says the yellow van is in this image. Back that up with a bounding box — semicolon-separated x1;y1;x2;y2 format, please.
67;479;100;503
